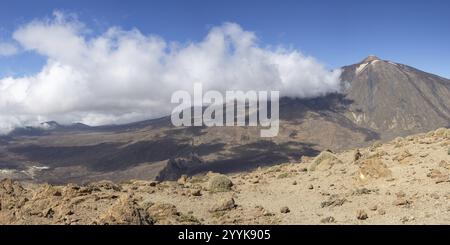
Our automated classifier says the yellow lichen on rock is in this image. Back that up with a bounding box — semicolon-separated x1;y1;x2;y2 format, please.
357;158;392;183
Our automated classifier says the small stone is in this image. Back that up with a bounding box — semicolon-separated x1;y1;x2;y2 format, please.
354;188;372;195
251;179;259;184
177;175;188;185
280;206;290;214
427;169;443;179
320;195;347;208
191;189;202;197
430;193;440;199
439;160;450;170
308;184;314;190
395;191;406;198
356;210;368;220
44;208;55;218
400;216;415;223
254;205;264;211
435;176;450;184
354;149;362;162
292;181;297;185
209;198;236;212
369;205;378;211
320;216;335;223
393;197;412;206
419;153;429;158
277;173;289;179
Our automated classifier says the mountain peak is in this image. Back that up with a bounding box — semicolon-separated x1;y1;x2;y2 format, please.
361;55;381;63
341;54;450;133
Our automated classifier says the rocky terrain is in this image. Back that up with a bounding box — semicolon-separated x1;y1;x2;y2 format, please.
1;127;449;225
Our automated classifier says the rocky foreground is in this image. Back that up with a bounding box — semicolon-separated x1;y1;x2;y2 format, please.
1;128;450;225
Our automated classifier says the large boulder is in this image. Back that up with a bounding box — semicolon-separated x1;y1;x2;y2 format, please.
358;158;392;181
208;175;233;192
97;194;152;225
146;202;200;225
309;151;343;171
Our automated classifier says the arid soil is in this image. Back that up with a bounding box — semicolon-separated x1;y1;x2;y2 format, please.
1;128;450;225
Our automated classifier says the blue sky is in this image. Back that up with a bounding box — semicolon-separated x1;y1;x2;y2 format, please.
0;0;449;78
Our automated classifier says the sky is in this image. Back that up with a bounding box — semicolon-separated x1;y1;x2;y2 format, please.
1;0;449;77
0;0;449;132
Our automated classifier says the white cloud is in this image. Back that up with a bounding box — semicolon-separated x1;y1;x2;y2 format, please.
0;12;342;134
0;42;18;56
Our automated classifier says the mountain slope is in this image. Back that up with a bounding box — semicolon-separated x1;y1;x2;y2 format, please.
0;95;375;183
341;56;450;137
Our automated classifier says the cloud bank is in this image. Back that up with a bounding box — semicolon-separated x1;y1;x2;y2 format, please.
0;12;341;134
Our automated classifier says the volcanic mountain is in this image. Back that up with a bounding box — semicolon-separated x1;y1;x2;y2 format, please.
341;55;450;136
1;56;449;183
